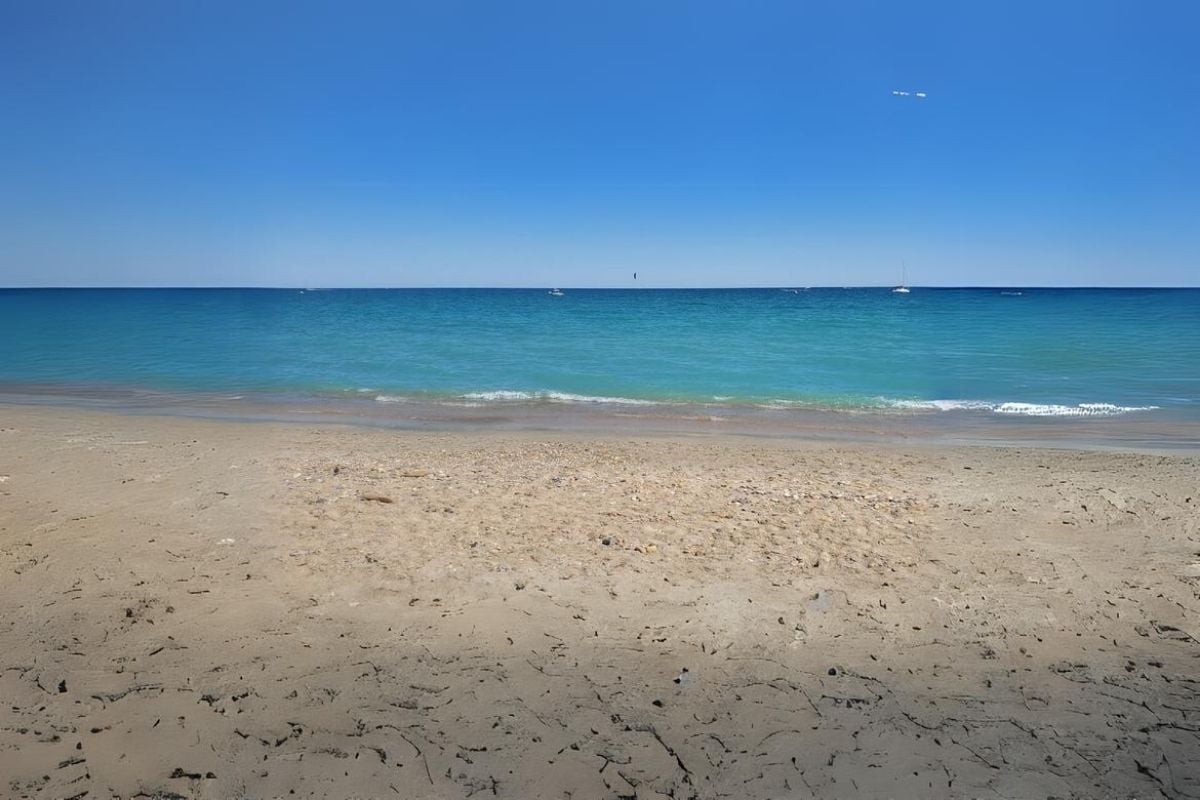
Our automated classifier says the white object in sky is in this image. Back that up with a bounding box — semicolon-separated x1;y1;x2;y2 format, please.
891;90;927;98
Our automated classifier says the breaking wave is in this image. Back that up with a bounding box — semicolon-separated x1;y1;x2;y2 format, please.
459;390;662;406
887;399;1158;417
372;390;1158;417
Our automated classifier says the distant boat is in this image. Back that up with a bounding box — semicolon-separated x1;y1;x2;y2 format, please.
1000;290;1023;296
548;288;564;297
892;261;911;293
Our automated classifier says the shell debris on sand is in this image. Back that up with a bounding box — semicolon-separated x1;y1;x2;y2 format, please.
2;406;1199;800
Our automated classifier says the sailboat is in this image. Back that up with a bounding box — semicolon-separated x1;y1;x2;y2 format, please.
892;261;911;294
547;288;564;297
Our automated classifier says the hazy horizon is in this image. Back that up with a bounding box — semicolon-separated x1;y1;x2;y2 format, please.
5;283;1200;290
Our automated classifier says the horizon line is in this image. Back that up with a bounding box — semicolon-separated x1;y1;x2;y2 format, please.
2;285;1199;291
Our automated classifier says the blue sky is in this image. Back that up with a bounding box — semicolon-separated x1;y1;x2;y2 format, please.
1;1;1197;287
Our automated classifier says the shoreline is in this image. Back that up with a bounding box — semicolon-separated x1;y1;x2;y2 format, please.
2;384;1197;454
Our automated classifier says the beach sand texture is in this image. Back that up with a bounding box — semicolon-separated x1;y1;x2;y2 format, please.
1;406;1198;798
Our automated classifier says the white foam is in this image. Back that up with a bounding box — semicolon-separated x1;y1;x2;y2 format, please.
461;390;536;402
888;398;1157;417
889;399;995;412
461;390;661;406
376;391;1157;418
992;402;1159;417
754;399;813;410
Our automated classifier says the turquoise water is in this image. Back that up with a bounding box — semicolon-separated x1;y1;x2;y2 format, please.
1;288;1198;419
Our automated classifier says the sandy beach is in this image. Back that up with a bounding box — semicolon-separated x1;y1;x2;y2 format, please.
1;405;1198;799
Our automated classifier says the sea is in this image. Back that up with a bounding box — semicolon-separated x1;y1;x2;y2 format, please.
2;287;1198;443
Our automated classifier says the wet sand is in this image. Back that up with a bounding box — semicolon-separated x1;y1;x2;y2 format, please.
3;382;1197;453
1;405;1198;799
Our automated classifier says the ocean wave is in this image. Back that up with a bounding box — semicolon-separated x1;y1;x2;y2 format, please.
753;399;815;410
888;399;1158;417
373;391;1157;417
460;390;662;406
888;399;996;412
460;390;535;402
992;402;1160;417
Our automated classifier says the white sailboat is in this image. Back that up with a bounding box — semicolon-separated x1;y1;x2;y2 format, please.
892;261;911;294
548;288;564;296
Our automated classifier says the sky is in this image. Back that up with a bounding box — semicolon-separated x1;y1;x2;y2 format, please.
1;1;1197;288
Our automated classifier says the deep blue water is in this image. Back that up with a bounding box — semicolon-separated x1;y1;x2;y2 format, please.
2;288;1198;418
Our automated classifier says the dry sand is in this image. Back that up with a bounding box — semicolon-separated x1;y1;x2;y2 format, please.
1;405;1198;799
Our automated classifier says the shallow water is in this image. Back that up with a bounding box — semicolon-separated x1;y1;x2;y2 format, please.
2;288;1197;425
